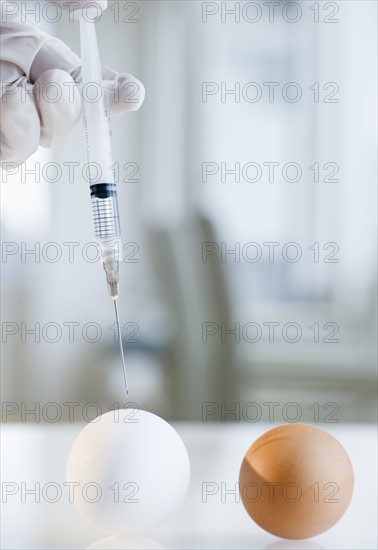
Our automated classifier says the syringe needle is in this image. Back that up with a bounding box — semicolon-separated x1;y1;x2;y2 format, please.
114;300;129;398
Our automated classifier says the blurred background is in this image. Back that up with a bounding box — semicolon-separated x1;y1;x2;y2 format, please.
1;0;377;424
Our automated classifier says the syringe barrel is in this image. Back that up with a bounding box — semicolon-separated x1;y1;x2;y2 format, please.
91;183;123;297
91;183;121;241
79;14;123;299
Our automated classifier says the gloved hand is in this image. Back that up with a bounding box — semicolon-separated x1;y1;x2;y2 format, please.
0;0;145;165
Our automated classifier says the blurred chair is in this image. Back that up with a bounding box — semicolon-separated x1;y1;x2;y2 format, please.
148;213;236;420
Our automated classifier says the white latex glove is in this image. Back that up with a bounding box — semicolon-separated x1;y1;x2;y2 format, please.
0;0;145;165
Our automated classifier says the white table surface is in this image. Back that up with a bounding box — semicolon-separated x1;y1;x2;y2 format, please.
1;422;377;549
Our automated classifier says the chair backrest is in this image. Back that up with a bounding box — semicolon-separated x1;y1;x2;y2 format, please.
148;213;235;420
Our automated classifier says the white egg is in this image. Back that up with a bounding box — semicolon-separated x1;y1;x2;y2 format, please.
66;409;190;535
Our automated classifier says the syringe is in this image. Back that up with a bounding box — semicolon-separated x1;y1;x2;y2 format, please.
78;9;128;397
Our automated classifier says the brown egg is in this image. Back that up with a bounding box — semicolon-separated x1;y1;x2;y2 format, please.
239;424;354;539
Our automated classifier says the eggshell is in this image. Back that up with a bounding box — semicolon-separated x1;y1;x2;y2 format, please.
239;423;354;539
